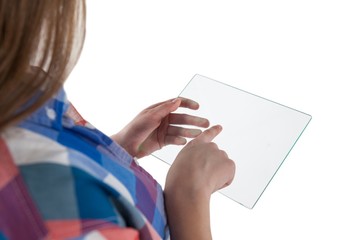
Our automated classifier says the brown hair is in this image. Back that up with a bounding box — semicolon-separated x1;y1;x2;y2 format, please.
0;0;86;131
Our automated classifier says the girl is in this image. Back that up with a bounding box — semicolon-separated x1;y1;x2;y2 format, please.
0;1;235;239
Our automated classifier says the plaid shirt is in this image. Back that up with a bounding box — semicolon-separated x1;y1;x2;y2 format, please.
0;88;169;240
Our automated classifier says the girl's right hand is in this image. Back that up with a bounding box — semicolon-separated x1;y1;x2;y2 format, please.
164;125;236;240
165;125;236;199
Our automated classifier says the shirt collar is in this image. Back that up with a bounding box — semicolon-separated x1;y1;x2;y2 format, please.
21;87;70;130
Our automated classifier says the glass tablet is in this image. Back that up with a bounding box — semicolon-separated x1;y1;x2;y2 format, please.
153;74;312;209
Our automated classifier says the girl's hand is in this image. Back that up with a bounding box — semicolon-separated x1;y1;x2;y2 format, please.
165;125;235;198
111;98;209;158
164;125;236;240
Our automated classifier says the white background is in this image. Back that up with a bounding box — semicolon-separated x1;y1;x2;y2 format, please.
66;0;360;239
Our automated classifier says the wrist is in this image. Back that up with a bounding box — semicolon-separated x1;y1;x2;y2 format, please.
165;183;211;204
111;131;137;157
164;187;212;240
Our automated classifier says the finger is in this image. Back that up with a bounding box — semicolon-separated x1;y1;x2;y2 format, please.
151;99;182;119
167;126;202;138
144;100;170;110
195;125;223;143
169;113;210;128
145;97;199;111
178;97;200;110
164;135;187;146
144;97;181;111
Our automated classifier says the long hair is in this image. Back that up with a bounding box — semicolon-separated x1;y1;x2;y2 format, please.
0;0;86;131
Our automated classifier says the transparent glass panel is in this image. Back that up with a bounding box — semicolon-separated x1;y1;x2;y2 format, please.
153;74;312;209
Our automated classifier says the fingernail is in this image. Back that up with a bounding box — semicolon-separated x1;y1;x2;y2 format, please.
215;125;222;131
171;98;179;103
203;118;210;125
190;129;202;136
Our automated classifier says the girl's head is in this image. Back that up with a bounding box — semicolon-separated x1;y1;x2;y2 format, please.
0;0;86;131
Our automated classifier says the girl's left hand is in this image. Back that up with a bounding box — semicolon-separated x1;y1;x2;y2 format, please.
111;98;210;158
